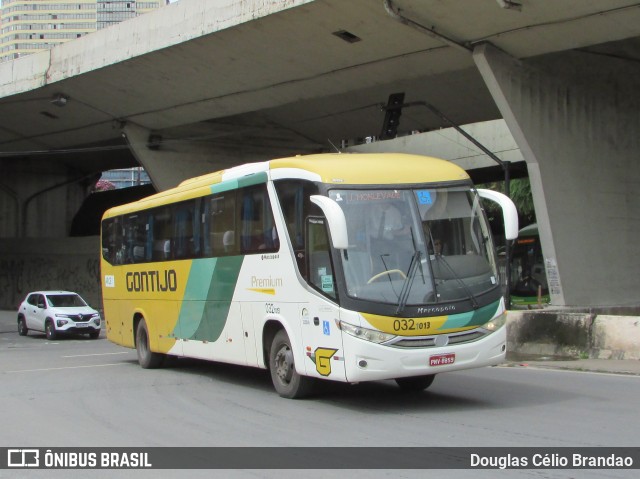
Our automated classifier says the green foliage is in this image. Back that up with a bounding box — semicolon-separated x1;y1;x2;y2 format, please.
480;177;536;224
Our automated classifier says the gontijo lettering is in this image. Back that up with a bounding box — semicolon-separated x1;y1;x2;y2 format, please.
126;270;177;292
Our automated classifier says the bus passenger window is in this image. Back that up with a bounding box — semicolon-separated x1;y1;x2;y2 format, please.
240;185;278;254
151;207;173;261
174;203;194;259
123;213;148;264
209;194;237;256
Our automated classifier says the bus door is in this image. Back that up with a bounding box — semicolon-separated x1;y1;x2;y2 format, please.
301;217;346;381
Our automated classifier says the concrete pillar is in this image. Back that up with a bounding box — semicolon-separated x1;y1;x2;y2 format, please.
122;123;304;191
473;43;640;307
0;159;94;238
122;123;226;191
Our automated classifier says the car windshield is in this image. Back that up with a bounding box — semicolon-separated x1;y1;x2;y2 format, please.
46;294;87;308
329;186;498;308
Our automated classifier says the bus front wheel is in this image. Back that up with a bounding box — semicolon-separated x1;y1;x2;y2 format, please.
395;374;435;392
269;329;313;399
136;319;165;369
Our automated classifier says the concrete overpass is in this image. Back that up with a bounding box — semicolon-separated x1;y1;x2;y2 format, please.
1;0;639;311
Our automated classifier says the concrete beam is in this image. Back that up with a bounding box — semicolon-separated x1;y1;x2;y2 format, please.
473;43;640;307
347;119;524;171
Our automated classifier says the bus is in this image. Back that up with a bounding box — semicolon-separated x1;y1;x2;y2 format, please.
510;223;550;307
100;153;518;398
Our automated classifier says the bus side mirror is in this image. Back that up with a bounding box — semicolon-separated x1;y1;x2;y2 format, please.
477;189;519;241
310;195;349;249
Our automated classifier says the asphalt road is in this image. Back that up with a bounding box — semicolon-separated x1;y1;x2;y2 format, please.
1;325;638;479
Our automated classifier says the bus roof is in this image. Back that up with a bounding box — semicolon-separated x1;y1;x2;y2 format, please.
103;153;470;217
269;153;469;185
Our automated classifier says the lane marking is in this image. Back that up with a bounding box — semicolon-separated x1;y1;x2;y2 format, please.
62;352;131;358
4;363;129;373
498;364;640;378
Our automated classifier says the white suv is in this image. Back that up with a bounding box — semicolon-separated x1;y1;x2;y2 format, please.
17;291;101;340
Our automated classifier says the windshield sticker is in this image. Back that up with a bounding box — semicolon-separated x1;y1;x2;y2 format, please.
335;191;401;203
321;275;334;293
416;190;433;205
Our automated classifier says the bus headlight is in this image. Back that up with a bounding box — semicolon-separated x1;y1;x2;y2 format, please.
481;312;507;333
337;320;395;344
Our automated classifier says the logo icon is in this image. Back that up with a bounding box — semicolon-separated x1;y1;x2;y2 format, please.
8;449;39;468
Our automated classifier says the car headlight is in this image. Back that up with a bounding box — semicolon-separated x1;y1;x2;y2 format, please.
56;319;68;327
94;318;101;326
481;312;507;333
337;320;396;344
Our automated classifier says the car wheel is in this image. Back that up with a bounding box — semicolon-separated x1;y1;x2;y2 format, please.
89;331;100;339
18;316;28;336
136;319;164;368
395;374;436;392
45;320;57;340
269;329;314;399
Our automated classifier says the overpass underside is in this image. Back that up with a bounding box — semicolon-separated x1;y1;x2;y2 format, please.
0;0;639;311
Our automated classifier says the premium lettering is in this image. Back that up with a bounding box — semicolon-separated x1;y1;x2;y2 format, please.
126;270;177;292
251;275;283;288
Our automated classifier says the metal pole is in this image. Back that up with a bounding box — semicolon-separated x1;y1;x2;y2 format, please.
385;100;513;307
503;161;511;308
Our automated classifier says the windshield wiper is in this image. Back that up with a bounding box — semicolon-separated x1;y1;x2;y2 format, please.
396;250;421;315
434;255;480;309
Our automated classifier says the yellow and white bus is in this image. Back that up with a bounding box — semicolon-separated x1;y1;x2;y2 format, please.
100;153;518;398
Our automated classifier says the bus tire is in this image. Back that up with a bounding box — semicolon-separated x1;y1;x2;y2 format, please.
395;374;435;392
269;329;313;399
136;319;165;369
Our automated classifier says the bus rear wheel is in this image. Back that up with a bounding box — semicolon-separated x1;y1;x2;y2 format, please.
395;374;435;392
136;319;165;369
269;329;313;399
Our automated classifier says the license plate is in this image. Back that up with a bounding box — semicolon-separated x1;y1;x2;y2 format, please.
429;353;455;366
75;323;88;328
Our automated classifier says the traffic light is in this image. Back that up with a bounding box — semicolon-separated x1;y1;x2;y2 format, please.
380;92;405;140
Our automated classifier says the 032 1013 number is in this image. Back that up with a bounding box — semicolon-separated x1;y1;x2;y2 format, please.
393;318;431;332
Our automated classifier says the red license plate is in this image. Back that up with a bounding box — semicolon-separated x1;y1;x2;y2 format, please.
429;353;455;366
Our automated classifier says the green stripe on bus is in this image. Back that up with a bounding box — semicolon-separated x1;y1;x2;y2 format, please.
438;300;500;330
175;256;244;342
210;172;268;194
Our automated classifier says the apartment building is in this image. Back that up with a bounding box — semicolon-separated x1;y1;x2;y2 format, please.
0;1;167;62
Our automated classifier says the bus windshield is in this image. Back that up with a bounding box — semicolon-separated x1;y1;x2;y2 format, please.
329;186;498;308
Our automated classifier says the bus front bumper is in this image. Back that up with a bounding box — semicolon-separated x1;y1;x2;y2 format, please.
341;327;507;383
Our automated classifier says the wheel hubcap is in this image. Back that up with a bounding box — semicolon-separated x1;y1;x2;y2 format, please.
275;346;293;384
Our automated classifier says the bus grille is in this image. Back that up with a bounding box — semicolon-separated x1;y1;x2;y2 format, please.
387;329;487;349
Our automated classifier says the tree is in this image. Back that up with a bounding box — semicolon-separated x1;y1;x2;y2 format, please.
481;177;535;226
93;179;116;192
